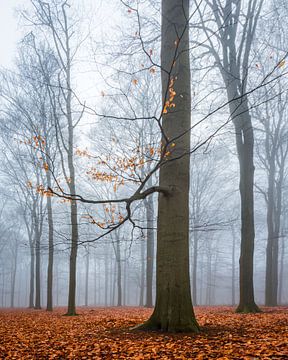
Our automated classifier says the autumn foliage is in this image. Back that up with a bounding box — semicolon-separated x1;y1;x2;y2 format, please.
0;307;287;359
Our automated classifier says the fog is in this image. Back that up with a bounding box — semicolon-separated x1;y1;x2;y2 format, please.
0;0;287;316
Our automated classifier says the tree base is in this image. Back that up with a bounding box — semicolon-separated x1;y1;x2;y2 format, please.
236;303;261;313
132;317;200;333
63;312;78;316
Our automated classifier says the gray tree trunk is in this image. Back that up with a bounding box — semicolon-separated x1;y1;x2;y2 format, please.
116;238;122;306
10;240;18;308
138;0;199;332
145;193;154;308
46;169;54;311
192;229;198;306
84;246;90;306
229;97;259;313
29;242;35;309
34;211;41;310
139;236;145;307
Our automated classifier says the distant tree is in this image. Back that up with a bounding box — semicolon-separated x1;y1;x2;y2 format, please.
253;0;288;306
28;0;83;315
195;0;264;313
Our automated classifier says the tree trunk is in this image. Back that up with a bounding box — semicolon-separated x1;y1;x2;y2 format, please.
34;216;41;310
192;229;198;306
278;232;285;304
231;226;236;306
46;171;54;311
137;0;199;332
104;257;108;306
65;57;79;315
10;241;18;308
230;98;260;313
84;246;90;306
66;199;78;315
116;238;122;306
29;238;35;308
145;193;154;308
265;165;276;306
139;236;145;307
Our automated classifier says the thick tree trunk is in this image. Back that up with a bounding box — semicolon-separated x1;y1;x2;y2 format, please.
145;193;154;308
137;0;199;332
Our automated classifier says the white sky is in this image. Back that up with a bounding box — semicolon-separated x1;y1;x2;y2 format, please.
0;0;26;68
0;0;118;69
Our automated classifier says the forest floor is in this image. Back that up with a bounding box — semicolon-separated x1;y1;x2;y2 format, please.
0;306;287;359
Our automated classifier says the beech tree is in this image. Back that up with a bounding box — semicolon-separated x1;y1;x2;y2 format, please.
195;0;264;313
253;0;288;306
27;0;84;315
135;0;199;332
42;0;199;331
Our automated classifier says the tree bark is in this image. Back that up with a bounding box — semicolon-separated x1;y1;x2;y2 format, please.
84;246;90;306
145;193;154;308
139;235;145;307
29;240;35;309
34;209;41;310
192;228;198;306
10;240;18;308
137;0;199;332
46;169;54;311
229;98;260;313
116;238;122;306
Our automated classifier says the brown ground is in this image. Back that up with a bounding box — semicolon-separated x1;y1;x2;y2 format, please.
0;306;287;359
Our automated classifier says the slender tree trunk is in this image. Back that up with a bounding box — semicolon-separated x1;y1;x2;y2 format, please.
227;95;260;313
85;246;90;306
138;0;199;332
278;232;284;304
29;239;35;308
32;207;42;310
10;242;18;308
110;257;114;306
231;226;236;306
116;238;122;307
206;252;212;306
34;224;41;309
192;229;198;306
94;257;97;305
123;257;127;306
66;198;78;315
46;171;54;311
145;193;154;308
65;78;79;315
139;236;145;307
104;257;108;306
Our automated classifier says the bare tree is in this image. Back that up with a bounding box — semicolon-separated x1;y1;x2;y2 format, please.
194;0;264;312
